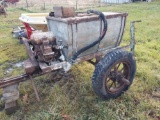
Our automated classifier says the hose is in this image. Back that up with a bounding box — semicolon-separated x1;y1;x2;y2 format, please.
71;10;108;62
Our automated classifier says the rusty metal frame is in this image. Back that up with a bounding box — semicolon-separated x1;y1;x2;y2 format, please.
0;45;130;88
46;12;128;24
75;45;130;63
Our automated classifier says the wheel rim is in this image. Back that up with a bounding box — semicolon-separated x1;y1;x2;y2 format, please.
105;60;131;94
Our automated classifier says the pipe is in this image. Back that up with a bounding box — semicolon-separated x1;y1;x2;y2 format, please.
71;10;108;62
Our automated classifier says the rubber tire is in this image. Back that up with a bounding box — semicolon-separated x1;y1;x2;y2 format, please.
92;49;136;99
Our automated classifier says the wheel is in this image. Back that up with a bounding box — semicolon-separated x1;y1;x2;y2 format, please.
92;49;136;99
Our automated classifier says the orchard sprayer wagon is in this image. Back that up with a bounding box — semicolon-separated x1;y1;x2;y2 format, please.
0;7;141;114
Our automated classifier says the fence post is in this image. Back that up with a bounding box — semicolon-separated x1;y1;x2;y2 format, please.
76;0;78;10
25;0;28;8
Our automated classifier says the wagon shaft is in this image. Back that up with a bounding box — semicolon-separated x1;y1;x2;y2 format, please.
0;74;28;88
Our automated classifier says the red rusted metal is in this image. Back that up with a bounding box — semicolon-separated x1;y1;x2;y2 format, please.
22;22;33;39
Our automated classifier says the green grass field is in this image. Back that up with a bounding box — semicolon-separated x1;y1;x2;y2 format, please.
0;1;160;120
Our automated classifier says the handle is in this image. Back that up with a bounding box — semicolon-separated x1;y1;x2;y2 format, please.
130;20;142;54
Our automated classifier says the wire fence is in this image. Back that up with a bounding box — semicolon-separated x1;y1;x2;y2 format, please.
7;0;104;11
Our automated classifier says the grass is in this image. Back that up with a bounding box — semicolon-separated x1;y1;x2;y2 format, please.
0;1;160;120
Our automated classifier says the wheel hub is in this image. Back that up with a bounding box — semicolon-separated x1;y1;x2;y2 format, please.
109;71;117;82
109;71;123;82
106;61;131;94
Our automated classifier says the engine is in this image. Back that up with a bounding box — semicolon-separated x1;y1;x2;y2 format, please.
23;31;71;75
30;31;61;64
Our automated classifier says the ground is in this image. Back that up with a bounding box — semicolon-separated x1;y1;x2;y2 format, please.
0;0;160;120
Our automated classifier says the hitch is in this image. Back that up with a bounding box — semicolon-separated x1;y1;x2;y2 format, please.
130;20;142;54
